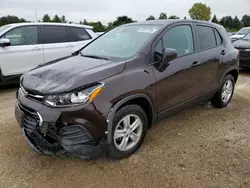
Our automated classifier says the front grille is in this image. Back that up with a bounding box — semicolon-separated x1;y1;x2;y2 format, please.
240;51;250;59
19;104;40;132
19;103;62;154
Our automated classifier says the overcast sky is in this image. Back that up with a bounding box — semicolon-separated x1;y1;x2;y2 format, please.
0;0;249;24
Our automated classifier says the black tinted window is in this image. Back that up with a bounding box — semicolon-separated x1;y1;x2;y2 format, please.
4;26;38;46
197;26;216;50
154;25;194;61
70;27;91;41
42;26;69;44
214;29;222;45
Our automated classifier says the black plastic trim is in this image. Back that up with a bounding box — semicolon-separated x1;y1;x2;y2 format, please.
106;93;155;143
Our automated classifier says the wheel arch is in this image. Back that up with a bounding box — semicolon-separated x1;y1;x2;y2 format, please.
221;67;239;84
107;94;155;144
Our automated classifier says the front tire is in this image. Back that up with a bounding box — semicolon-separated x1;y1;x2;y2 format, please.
108;105;148;159
211;74;235;108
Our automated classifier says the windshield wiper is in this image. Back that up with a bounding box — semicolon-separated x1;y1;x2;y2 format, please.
81;54;109;60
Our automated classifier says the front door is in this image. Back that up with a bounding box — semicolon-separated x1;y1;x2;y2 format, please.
41;25;79;62
152;24;203;114
0;26;44;76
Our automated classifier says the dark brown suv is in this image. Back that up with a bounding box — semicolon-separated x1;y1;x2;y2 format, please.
15;20;239;159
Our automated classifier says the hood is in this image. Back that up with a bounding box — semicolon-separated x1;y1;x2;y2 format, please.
230;34;245;39
22;55;126;94
233;39;250;49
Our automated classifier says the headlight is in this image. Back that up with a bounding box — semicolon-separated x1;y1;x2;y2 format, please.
44;83;104;107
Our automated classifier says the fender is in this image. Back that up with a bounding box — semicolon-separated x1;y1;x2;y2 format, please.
106;93;155;144
220;65;239;84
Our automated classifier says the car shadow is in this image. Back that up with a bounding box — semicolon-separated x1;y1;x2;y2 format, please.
0;83;19;93
239;68;250;75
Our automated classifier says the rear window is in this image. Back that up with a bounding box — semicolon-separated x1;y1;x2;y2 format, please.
197;26;216;50
70;27;92;41
41;25;70;44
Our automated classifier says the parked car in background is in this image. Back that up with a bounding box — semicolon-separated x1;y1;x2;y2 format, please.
233;32;250;68
96;32;105;36
0;22;97;84
230;27;250;43
15;20;239;159
227;32;235;37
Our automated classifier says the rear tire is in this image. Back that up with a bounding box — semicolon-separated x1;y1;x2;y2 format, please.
108;105;148;159
211;74;235;108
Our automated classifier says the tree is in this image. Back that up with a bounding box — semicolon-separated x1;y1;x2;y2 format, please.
211;15;218;23
184;16;187;20
233;16;240;29
42;14;51;22
188;3;211;21
52;15;61;23
61;15;67;23
86;21;106;32
112;16;135;27
224;16;233;28
159;12;167;19
146;15;155;20
0;15;27;26
241;14;250;27
168;15;179;19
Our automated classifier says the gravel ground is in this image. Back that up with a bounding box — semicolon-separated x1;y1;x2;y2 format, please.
0;71;250;188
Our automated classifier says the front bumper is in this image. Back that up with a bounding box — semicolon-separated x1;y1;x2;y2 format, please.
15;89;109;159
239;50;250;68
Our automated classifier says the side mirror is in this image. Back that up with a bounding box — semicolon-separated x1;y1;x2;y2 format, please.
162;48;177;66
0;38;11;47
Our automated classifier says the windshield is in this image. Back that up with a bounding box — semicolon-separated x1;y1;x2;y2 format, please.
0;25;11;34
236;28;250;35
81;25;160;59
243;32;250;40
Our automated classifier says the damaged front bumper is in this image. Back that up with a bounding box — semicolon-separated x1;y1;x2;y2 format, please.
15;102;108;159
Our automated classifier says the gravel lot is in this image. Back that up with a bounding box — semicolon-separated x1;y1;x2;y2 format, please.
0;70;250;188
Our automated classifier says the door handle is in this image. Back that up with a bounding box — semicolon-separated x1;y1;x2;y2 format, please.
191;61;201;67
31;47;41;51
221;50;226;55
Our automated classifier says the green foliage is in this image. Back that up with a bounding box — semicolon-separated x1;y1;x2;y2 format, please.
159;12;167;19
1;12;250;33
211;15;218;23
52;15;62;23
241;14;250;27
168;15;179;19
42;14;51;22
188;3;211;21
0;15;27;26
233;16;240;30
184;16;187;20
146;15;155;20
61;16;67;23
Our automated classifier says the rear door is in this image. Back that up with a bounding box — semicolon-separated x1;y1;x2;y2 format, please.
69;26;93;48
195;24;224;91
0;25;44;76
41;25;77;62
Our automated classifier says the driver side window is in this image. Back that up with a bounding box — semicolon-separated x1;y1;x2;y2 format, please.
3;26;38;46
154;25;194;62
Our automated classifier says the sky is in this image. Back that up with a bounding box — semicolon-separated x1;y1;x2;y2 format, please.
0;0;249;24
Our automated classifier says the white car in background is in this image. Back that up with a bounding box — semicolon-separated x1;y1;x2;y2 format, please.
230;27;250;43
0;22;97;84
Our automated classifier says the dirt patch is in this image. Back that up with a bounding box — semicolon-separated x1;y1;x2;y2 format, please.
0;72;250;188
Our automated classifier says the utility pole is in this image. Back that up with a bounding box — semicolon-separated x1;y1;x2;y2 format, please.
35;9;38;22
